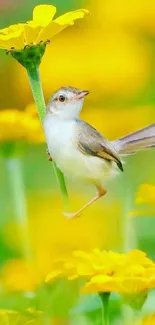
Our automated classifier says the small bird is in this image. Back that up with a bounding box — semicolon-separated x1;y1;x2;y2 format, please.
43;86;155;219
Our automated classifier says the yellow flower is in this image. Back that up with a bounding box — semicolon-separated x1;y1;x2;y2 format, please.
139;314;155;325
93;0;155;36
1;259;40;292
0;310;18;325
38;31;150;99
46;249;155;298
136;184;155;206
47;249;154;281
46;249;124;282
130;184;155;218
14;30;153;110
82;254;155;296
0;4;89;51
0;104;44;144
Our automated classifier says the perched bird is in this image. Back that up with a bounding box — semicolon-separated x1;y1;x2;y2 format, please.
43;86;155;219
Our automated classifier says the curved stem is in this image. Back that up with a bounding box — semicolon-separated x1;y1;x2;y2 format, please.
99;293;110;325
6;157;31;259
26;65;69;210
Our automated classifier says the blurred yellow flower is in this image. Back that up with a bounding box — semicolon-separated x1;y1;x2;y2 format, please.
0;104;44;143
1;259;39;292
136;184;155;206
138;314;155;325
0;4;89;51
0;310;18;325
95;0;155;35
2;104;154;146
13;27;152;108
129;314;155;325
130;183;155;218
2;193;122;289
46;249;121;282
0;309;43;325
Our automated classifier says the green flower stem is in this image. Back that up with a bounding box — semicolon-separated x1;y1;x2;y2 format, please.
6;156;31;259
27;65;46;121
26;65;69;210
99;292;110;325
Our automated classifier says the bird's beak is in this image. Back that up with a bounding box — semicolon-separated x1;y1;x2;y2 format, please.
74;90;89;100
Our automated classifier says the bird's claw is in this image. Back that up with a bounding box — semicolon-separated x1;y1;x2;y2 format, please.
46;149;53;161
63;211;81;219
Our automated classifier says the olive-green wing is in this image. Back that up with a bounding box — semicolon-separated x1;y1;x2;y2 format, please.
76;120;123;172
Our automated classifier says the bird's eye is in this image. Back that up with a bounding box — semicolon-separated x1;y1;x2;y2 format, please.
58;95;66;102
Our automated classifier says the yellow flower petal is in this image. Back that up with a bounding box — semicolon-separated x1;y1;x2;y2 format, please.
24;22;42;45
0;24;25;50
0;23;24;35
36;22;66;43
82;275;117;293
82;274;155;294
33;4;56;26
45;270;62;283
54;9;89;26
30;8;89;43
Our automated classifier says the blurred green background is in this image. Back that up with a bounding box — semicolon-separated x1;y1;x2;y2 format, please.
0;0;155;324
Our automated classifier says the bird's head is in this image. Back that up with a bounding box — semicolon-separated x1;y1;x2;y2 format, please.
47;86;89;119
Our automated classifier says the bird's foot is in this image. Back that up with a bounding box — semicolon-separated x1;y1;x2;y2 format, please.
63;211;81;220
46;149;53;161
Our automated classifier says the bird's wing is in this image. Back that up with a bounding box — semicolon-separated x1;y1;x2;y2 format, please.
76;120;123;172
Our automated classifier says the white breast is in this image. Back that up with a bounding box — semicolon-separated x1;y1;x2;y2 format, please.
43;114;76;164
43;114;118;183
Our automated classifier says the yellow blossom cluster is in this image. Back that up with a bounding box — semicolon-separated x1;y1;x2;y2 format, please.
0;4;88;51
130;183;155;218
46;249;155;296
0;104;44;144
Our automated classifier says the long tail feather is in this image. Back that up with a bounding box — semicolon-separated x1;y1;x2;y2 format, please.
111;123;155;155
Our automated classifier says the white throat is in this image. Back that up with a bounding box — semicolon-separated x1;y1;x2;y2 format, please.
48;99;84;120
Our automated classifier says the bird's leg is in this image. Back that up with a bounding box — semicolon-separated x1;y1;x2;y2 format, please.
64;185;107;220
46;149;53;161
